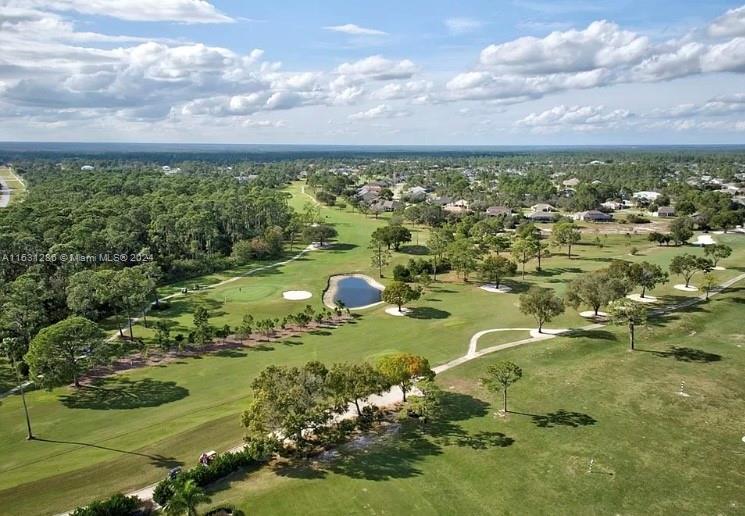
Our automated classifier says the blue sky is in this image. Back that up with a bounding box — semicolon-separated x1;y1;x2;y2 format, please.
1;0;744;144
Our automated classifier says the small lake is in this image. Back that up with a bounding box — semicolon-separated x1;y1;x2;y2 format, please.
333;276;382;308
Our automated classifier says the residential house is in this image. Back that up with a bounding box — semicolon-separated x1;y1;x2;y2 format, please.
527;211;559;222
485;206;512;217
562;177;580;188
656;206;676;217
530;203;557;213
574;210;612;223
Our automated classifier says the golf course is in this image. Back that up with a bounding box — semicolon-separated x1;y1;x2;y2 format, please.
1;182;744;515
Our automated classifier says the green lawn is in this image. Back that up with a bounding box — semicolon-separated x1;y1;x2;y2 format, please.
0;166;27;205
205;290;745;516
0;182;743;514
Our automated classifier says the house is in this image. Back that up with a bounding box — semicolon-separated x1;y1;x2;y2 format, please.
429;195;452;206
527;211;558;222
562;177;580;188
485;206;512;217
656;206;676;217
574;210;612;222
80;165;94;171
378;200;402;212
444;199;470;214
406;186;427;201
530;203;557;213
359;191;380;204
632;191;661;202
601;200;624;211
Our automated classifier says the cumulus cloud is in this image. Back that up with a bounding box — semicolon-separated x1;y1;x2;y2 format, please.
11;0;233;23
324;23;387;36
349;104;410;120
708;5;745;38
336;55;417;80
517;104;632;132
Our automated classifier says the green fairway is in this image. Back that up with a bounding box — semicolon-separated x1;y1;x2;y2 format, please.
203;290;745;515
0;182;744;515
0;166;26;205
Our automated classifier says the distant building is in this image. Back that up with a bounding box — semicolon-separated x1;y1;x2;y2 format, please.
562;177;580;188
485;206;512;217
530;203;557;213
406;186;427;201
80;165;94;171
632;191;661;202
601;200;624;211
574;210;612;223
656;206;676;217
527;211;559;222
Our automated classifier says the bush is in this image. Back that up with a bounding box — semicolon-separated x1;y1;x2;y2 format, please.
153;438;276;506
71;493;140;516
392;264;412;282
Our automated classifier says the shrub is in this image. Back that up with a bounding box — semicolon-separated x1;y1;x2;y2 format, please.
71;493;140;516
392;264;412;282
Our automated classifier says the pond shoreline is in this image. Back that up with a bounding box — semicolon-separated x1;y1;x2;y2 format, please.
323;273;385;310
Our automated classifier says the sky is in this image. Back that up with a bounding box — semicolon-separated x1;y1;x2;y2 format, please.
1;0;745;145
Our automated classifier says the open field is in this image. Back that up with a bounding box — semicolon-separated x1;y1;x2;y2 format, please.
204;290;745;515
0;182;744;514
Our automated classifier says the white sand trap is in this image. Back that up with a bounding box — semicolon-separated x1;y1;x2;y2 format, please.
627;294;659;303
691;234;715;246
529;328;567;338
385;306;411;317
580;310;608;319
713;266;726;271
283;290;312;300
674;284;699;292
480;284;512;293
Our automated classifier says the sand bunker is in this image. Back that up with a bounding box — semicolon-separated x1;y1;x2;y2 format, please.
385;306;411;317
691;234;715;246
283;290;313;300
627;294;659;303
580;310;608;319
674;284;699;292
480;284;512;293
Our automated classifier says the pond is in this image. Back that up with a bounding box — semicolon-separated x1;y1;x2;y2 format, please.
332;276;383;308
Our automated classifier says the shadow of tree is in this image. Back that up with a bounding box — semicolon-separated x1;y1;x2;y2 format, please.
213;349;247;358
32;437;182;469
407;307;451;320
59;377;189;410
565;329;617;341
399;245;429;255
513;409;597;428
647;346;722;363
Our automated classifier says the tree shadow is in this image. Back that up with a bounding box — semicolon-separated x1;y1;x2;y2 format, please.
512;409;597;428
407;307;451;320
565;329;617;341
327;243;358;252
213;349;247;358
399;245;429;255
59;377;189;410
309;330;332;336
32;438;182;469
644;346;722;363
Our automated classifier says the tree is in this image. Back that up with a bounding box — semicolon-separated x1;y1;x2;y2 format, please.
629;261;668;298
369;239;391;278
511;236;538;279
377;353;434;402
382;281;421;311
242;361;335;449
191;306;212;347
154;321;171;351
426;229;452;281
607;298;647;350
701;272;717;300
1;337;34;439
552;221;582;258
25;316;105;388
519;287;565;333
0;273;49;351
372;225;412;251
404;379;444;424
164;479;211;516
327;362;389;416
479;255;517;288
237;314;254;339
481;361;522;413
303;224;337;247
115;267;153;340
447;237;479;282
669;254;711;288
704;244;732;268
565;271;625;316
669;217;694;245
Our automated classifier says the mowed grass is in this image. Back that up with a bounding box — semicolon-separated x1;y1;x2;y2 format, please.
204;290;745;516
0;182;744;514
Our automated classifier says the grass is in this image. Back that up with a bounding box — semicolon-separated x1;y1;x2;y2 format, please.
0;182;744;514
203;290;745;515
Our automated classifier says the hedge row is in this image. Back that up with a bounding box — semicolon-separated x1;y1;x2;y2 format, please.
71;493;141;516
153;439;273;506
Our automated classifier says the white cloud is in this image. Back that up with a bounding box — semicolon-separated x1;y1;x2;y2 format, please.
371;80;432;100
349;104;410;120
445;17;484;35
336;55;418;80
11;0;233;23
517;104;632;132
323;23;387;36
708;5;745;38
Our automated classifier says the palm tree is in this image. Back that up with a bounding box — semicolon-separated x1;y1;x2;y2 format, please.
165;479;211;516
